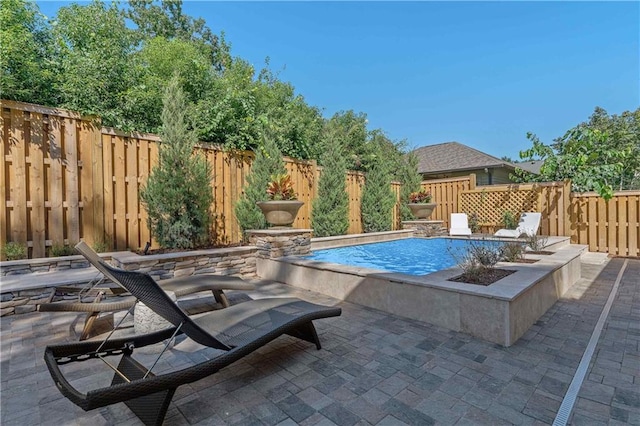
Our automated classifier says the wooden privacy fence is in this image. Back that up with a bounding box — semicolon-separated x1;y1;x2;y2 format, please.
571;191;640;257
1;100;393;256
3;100;639;258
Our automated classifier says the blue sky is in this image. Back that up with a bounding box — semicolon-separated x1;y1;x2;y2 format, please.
38;1;639;160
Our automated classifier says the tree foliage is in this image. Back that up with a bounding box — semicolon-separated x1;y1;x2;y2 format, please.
140;74;213;248
516;107;640;200
0;0;57;105
312;122;349;237
234;134;287;234
361;152;396;233
397;153;422;221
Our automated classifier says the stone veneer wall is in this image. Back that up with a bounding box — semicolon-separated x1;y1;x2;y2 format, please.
1;256;93;276
247;229;313;259
401;220;448;237
0;246;258;317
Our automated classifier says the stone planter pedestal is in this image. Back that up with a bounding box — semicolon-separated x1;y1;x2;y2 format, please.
247;229;313;259
408;202;437;219
401;220;447;237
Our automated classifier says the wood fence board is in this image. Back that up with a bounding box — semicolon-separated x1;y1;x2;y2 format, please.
79;120;94;247
126;137;139;250
137;137;149;247
113;135;127;250
608;199;617;255
618;196;628;256
91;121;104;247
64;118;80;244
47;115;64;248
29;112;46;257
102;134;114;249
148;140;159;248
0;108;7;250
629;196;638;256
9;109;27;244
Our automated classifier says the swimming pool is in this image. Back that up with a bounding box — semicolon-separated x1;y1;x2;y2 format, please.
304;237;505;275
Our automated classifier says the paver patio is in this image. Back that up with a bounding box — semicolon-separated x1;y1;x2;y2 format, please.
1;256;638;425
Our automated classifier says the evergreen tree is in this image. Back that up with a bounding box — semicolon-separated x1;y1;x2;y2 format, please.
140;74;213;249
234;134;287;233
397;153;422;220
361;158;396;233
312;131;349;237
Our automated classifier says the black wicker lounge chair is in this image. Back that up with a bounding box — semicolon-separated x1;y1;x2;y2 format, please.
38;242;255;340
44;250;341;425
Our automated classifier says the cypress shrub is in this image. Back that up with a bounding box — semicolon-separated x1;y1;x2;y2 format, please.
397;153;422;220
140;74;213;249
234;135;287;233
361;158;396;233
312;133;349;237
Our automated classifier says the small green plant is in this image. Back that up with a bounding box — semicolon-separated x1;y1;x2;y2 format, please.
51;244;77;257
500;242;525;262
526;234;549;252
266;174;297;200
449;240;502;275
92;240;108;253
501;210;518;230
2;242;27;260
467;212;481;233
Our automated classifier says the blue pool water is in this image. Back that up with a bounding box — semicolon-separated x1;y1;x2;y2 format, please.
305;238;505;276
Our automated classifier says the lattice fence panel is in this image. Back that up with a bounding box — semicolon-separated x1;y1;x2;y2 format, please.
459;185;539;226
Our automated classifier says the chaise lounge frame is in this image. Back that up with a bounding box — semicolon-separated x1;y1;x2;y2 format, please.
38;242;256;340
44;249;342;425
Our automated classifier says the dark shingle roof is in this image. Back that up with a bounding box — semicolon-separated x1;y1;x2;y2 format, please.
412;141;516;174
516;160;544;174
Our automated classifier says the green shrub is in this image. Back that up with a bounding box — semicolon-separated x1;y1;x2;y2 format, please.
397;153;422;221
312;131;349;237
3;242;27;260
449;240;502;276
526;234;549;252
92;240;108;253
140;74;213;249
500;242;525;262
51;244;77;257
234;135;286;234
361;158;396;233
467;212;480;233
501;210;518;230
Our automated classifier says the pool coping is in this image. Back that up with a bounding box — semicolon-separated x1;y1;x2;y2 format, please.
256;234;585;346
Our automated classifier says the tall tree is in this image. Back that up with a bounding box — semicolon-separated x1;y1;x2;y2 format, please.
397;153;422;221
126;0;230;70
517;107;640;200
361;154;396;233
0;0;57;105
53;1;136;129
312;126;349;237
140;74;213;249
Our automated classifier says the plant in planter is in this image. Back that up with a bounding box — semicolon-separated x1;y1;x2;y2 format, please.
447;240;515;285
407;189;436;219
256;174;304;227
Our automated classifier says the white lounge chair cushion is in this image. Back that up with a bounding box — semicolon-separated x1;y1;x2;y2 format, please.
449;213;472;236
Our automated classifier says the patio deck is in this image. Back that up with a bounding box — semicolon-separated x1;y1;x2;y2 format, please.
1;256;638;425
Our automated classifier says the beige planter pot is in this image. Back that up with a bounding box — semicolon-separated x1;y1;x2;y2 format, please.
408;202;437;219
256;200;304;227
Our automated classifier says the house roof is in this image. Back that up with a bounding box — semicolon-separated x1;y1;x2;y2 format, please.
412;141;517;175
515;159;544;174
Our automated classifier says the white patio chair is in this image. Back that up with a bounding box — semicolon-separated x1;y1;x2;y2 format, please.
494;212;541;238
449;213;472;236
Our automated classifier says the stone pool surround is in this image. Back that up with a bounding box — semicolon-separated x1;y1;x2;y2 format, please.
256;233;585;346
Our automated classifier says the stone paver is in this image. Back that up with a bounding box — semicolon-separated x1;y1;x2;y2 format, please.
1;257;638;425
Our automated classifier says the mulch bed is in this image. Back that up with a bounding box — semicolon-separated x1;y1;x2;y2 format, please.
528;250;554;255
448;268;516;286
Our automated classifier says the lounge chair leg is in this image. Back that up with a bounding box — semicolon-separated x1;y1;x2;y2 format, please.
80;292;105;341
287;322;322;350
112;355;176;426
212;289;230;308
